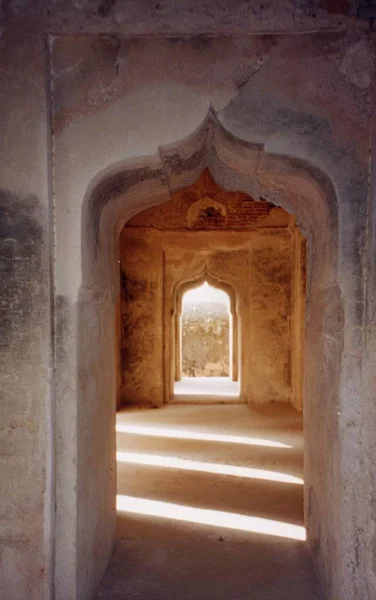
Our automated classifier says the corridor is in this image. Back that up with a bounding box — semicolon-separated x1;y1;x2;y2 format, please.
97;405;324;600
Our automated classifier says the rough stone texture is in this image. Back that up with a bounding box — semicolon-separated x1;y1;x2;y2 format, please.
0;2;375;600
0;25;52;600
290;229;306;411
126;169;289;230
362;67;376;599
248;234;292;404
3;0;374;35
119;231;164;406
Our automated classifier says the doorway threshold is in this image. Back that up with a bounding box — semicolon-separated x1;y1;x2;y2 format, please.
173;377;241;404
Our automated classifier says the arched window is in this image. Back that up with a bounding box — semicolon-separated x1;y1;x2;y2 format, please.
173;278;240;399
181;281;231;378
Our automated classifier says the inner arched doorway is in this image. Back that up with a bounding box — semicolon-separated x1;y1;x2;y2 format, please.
181;281;232;379
173;277;240;400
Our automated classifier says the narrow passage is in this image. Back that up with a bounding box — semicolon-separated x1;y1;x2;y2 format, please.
98;405;324;600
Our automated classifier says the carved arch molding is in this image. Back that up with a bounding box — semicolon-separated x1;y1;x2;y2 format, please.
86;109;337;278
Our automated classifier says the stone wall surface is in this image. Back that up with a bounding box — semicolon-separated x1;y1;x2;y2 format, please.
2;0;375;35
119;230;164;406
0;1;375;600
363;77;376;599
0;22;53;600
248;234;292;404
126;169;290;230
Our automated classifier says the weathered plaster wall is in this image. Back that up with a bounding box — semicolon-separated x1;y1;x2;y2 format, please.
291;229;306;411
5;0;374;36
1;2;375;600
248;233;292;404
119;231;163;406
126;169;289;231
362;74;376;599
0;22;53;600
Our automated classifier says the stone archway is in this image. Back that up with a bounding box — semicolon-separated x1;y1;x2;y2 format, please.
55;113;344;600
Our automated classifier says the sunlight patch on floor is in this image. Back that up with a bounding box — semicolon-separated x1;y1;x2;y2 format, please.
116;424;292;449
117;495;306;541
116;451;303;484
174;377;240;397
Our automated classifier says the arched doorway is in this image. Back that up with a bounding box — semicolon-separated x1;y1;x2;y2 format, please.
181;281;231;379
174;278;240;400
180;281;232;378
55;114;343;600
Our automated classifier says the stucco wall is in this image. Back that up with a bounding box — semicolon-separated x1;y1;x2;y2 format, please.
119;230;164;405
0;25;53;600
0;2;375;600
248;233;292;404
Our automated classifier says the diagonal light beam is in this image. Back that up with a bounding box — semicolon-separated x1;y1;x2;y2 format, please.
116;424;292;449
116;451;303;485
117;495;306;541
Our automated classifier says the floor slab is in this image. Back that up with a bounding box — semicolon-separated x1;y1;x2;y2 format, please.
98;404;324;600
173;377;241;402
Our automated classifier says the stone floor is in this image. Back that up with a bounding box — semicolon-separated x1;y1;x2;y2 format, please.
97;404;325;600
174;377;240;401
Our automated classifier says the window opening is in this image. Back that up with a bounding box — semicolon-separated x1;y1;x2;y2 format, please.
174;281;239;399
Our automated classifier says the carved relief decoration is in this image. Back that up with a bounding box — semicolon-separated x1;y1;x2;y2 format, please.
187;196;227;229
125;168;286;231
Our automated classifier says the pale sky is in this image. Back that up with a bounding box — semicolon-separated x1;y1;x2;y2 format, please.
182;281;230;308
